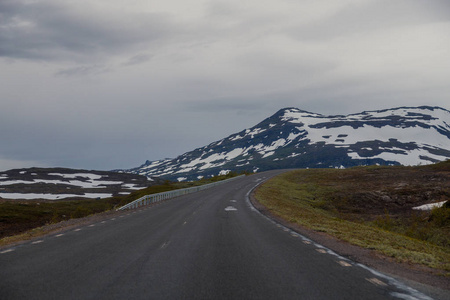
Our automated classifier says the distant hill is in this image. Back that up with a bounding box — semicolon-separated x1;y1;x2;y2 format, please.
0;167;160;200
125;106;450;181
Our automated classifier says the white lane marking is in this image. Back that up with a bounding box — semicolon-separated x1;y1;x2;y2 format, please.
160;241;170;249
183;221;187;226
119;215;124;218
111;218;116;221
225;206;237;211
55;234;64;238
337;260;352;267
366;277;387;287
1;249;14;254
101;221;106;224
230;200;237;203
316;249;327;254
74;228;81;232
283;228;289;232
88;224;95;227
32;240;43;245
290;233;298;237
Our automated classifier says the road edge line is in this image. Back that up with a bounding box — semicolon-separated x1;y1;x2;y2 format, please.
245;173;433;300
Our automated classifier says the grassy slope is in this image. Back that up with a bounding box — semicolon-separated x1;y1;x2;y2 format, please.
254;162;450;275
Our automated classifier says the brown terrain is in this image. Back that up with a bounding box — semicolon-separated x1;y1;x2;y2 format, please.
251;161;450;299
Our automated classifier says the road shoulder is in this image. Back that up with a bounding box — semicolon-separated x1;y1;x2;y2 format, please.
250;191;450;299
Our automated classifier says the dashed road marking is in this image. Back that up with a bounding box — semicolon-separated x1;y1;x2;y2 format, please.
225;206;237;211
303;240;311;244
101;221;106;224
88;224;95;227
55;234;64;238
74;228;81;232
32;240;43;245
366;277;387;287
316;249;327;254
337;260;352;267
160;241;170;249
1;249;14;254
119;216;124;218
111;218;116;221
283;228;289;232
290;233;298;237
183;221;187;225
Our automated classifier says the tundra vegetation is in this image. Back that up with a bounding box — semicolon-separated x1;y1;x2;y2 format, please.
0;171;244;244
255;160;450;275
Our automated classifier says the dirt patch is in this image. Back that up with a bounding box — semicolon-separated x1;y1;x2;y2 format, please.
329;166;449;217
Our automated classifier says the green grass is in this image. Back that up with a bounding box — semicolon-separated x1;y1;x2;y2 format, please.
254;165;450;275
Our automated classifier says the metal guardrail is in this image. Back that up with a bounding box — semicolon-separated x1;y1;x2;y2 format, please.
116;175;245;211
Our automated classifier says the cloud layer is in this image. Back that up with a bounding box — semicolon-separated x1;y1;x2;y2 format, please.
1;0;449;170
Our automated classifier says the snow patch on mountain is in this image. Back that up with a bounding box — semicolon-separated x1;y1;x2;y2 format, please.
348;148;447;166
0;168;155;200
48;173;102;180
126;106;450;181
0;192;114;200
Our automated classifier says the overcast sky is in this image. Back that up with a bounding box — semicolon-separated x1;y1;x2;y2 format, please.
1;0;449;171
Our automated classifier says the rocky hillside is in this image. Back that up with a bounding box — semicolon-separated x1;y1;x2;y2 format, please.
127;106;450;181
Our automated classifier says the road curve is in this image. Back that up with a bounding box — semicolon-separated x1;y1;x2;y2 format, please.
0;171;435;299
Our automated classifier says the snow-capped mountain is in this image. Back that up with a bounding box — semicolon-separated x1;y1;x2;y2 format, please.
127;106;450;181
0;168;159;200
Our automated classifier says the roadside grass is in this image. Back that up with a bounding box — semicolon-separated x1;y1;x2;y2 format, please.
254;166;450;275
0;171;244;243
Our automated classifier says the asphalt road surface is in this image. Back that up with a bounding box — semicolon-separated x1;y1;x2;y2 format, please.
0;171;436;299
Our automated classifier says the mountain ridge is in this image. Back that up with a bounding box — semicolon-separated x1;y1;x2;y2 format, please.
126;106;450;181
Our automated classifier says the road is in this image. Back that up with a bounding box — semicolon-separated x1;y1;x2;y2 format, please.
0;170;435;299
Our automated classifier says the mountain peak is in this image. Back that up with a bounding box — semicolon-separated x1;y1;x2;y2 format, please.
126;106;450;181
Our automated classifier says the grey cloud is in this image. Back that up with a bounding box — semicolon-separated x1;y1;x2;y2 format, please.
0;0;449;172
235;50;337;79
288;0;450;41
0;0;179;62
185;97;271;113
206;1;239;17
55;65;111;77
123;54;153;66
